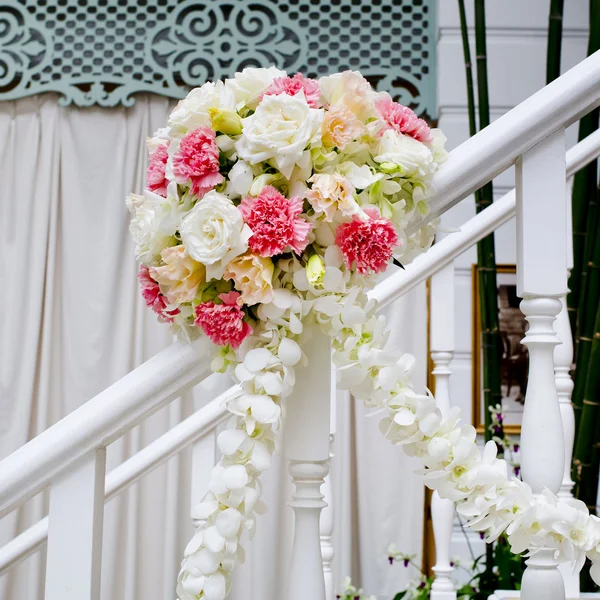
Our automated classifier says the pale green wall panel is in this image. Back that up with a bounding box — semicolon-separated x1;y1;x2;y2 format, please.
0;0;436;116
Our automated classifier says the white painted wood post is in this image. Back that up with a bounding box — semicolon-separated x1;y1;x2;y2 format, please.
516;129;567;600
555;176;579;597
286;325;331;600
319;371;337;600
45;449;106;600
430;258;457;600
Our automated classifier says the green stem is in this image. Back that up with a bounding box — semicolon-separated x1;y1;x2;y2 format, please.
546;0;565;84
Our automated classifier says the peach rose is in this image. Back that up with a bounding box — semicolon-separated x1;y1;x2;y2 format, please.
321;104;365;150
306;173;361;221
224;253;274;306
150;245;205;305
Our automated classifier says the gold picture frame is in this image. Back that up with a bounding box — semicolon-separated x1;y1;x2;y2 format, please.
472;264;528;435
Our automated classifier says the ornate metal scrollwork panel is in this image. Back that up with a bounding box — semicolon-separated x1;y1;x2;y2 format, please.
0;0;436;116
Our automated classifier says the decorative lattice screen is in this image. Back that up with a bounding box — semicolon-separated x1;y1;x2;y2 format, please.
1;0;436;116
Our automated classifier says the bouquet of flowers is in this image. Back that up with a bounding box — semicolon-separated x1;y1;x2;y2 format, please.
129;67;600;600
127;67;446;600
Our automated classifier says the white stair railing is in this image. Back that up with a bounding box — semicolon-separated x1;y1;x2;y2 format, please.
1;52;600;600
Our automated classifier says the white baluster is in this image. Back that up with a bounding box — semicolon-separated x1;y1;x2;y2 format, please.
45;449;106;600
555;296;575;501
516;129;567;600
286;325;331;600
555;173;579;596
430;260;457;600
320;372;338;600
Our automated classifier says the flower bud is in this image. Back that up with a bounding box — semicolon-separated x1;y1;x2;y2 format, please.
208;108;243;135
306;254;325;287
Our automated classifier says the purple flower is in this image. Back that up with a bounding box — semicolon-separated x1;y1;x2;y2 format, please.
419;582;426;589
450;561;455;567
388;556;394;565
515;466;521;477
497;412;504;423
493;425;502;436
513;444;520;453
479;532;485;540
403;559;410;568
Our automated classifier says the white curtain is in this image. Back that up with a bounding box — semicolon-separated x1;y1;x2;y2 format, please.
0;94;426;600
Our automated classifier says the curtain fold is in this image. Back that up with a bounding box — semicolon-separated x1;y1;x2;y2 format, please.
0;94;426;600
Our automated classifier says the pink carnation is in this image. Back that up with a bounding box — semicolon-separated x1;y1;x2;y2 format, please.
147;144;169;197
376;97;432;144
138;265;179;323
239;185;312;257
194;291;253;348
172;126;224;198
335;209;398;275
263;73;322;108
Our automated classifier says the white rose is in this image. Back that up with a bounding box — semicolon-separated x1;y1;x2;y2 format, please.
180;190;252;281
374;130;434;177
129;190;179;264
168;81;234;136
236;92;323;179
225;160;253;198
225;66;286;110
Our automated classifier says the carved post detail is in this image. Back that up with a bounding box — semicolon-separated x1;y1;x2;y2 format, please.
516;129;567;600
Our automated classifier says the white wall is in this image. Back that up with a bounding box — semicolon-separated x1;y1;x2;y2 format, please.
435;0;590;575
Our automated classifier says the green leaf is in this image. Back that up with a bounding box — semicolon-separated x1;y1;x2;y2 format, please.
392;592;407;600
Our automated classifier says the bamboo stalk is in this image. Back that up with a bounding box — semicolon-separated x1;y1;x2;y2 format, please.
568;0;600;353
574;184;600;504
546;0;565;84
574;289;600;512
474;0;503;444
473;0;504;584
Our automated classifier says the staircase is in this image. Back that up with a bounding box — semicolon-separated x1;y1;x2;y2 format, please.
2;52;600;600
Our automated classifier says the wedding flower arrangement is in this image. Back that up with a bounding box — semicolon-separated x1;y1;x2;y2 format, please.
128;67;600;600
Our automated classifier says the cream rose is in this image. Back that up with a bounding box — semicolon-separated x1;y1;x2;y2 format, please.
373;130;434;177
224;253;274;306
168;81;235;136
225;66;286;110
321;104;365;150
236;92;323;179
319;71;378;121
180;191;252;281
306;173;362;221
150;245;205;305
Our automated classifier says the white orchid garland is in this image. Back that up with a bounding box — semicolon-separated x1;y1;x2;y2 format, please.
176;268;600;600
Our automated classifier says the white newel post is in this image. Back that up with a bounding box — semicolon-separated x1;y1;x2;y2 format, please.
430;259;457;600
319;374;337;600
45;449;107;600
516;129;567;600
285;325;331;600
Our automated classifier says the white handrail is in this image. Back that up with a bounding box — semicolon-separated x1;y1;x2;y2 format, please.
0;337;212;517
407;50;600;236
0;386;235;574
1;54;600;523
372;128;600;310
